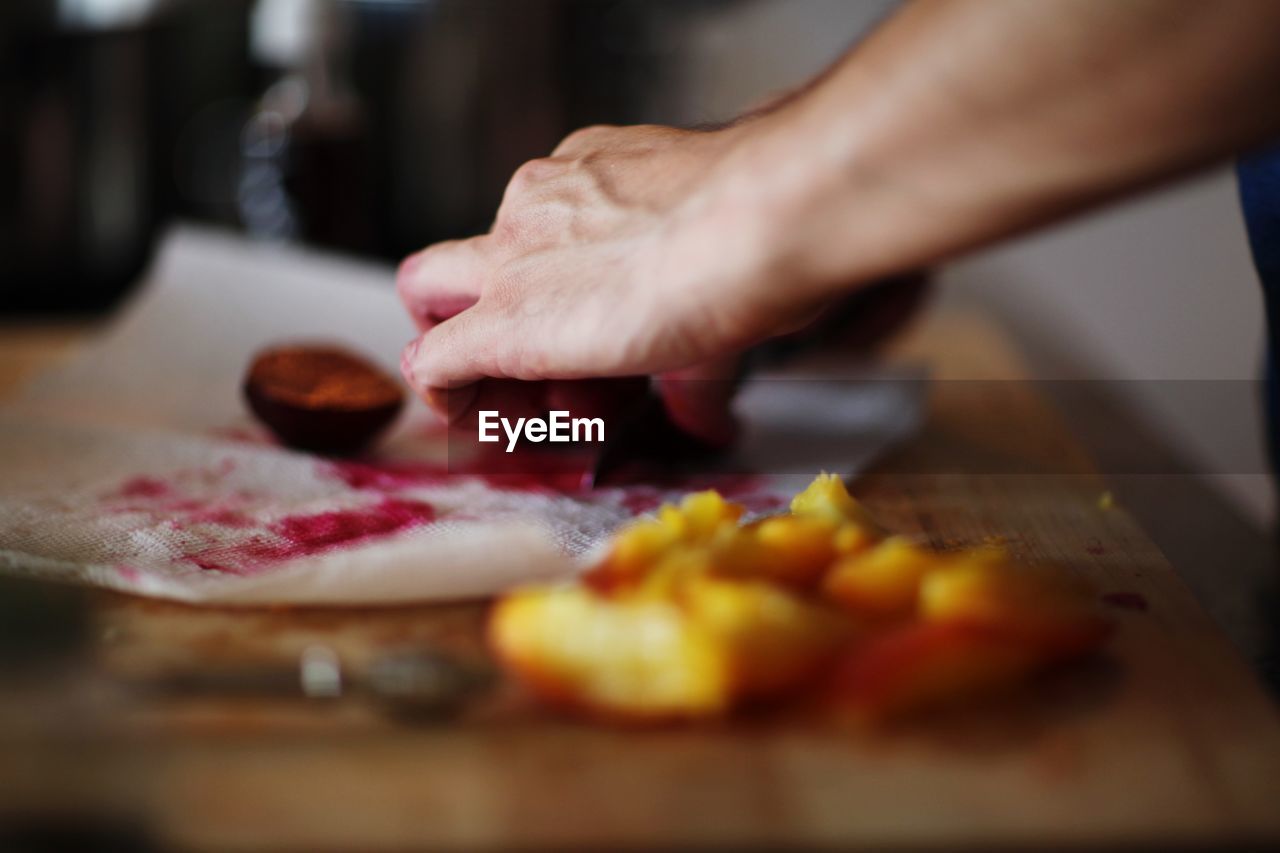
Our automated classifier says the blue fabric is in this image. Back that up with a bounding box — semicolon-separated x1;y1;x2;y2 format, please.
1237;147;1280;469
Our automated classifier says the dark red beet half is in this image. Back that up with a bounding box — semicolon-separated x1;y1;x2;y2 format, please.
243;344;405;454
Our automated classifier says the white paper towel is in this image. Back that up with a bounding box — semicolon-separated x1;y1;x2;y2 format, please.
0;227;922;605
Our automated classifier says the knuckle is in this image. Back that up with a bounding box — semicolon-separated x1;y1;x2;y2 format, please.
494;201;563;250
492;209;537;249
553;124;616;155
508;157;560;192
496;160;566;245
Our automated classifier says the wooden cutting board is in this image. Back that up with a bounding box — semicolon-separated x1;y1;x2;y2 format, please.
2;309;1279;850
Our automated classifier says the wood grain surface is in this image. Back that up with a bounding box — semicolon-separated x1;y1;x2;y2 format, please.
2;308;1278;851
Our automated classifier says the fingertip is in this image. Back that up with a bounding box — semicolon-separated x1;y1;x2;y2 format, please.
399;337;423;390
396;240;486;332
403;336;477;425
396;253;425;296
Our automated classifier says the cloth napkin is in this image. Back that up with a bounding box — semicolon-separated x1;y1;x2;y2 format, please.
0;227;922;605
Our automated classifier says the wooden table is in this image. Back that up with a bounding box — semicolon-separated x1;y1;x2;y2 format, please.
2;309;1279;851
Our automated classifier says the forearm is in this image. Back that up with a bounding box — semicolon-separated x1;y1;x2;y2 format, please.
398;0;1280;399
718;0;1280;297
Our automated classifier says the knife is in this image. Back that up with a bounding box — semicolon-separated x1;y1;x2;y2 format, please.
585;389;725;488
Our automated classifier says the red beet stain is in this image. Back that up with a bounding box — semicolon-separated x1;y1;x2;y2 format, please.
619;488;664;515
325;456;590;495
113;476;172;499
327;459;450;491
270;497;436;552
1102;591;1149;611
188;497;436;573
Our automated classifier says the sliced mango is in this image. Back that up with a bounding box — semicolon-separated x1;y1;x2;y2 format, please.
822;536;939;618
490;585;732;720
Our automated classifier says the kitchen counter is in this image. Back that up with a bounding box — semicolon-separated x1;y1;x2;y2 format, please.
2;306;1279;850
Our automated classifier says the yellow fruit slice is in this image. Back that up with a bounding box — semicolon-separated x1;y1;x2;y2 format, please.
491;585;732;720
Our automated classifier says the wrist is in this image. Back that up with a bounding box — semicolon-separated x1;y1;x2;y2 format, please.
648;114;849;344
693;97;887;307
696;56;990;307
754;91;923;299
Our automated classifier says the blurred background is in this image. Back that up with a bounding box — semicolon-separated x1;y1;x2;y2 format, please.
0;0;1271;529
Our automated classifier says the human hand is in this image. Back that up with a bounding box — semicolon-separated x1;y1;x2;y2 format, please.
396;121;829;441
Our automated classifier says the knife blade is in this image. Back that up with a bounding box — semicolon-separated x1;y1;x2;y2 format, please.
586;390;723;488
